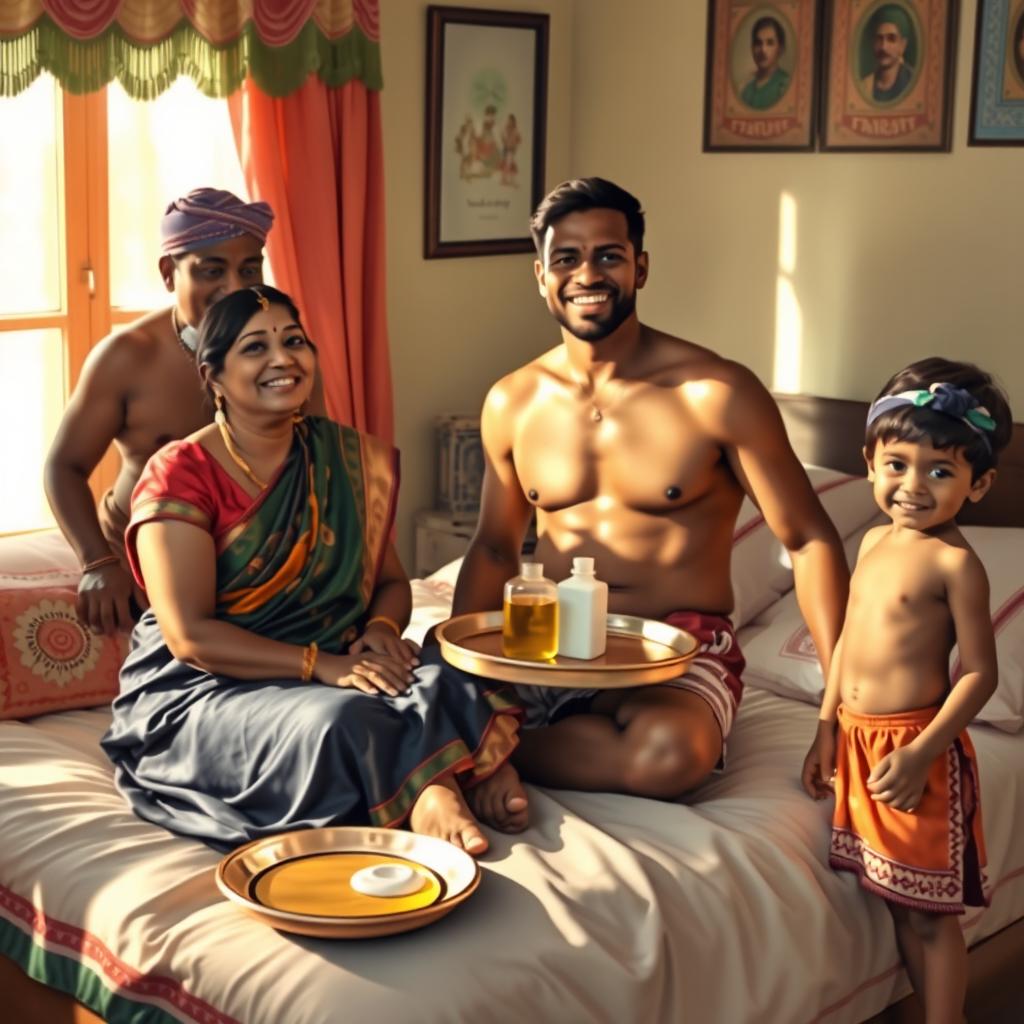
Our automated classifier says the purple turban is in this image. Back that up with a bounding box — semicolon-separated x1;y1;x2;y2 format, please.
160;188;275;256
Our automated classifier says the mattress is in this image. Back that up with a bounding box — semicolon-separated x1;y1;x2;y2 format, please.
2;683;1023;1024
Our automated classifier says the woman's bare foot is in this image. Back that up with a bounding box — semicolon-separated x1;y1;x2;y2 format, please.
409;774;489;856
465;762;529;833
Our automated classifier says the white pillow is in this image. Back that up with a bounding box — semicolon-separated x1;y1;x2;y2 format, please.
740;526;1024;733
0;528;79;583
729;468;878;628
405;571;458;644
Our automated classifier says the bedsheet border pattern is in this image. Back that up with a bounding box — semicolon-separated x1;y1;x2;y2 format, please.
0;882;235;1024
4;862;1024;1024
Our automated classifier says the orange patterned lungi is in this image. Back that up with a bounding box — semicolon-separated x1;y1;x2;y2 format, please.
829;705;990;915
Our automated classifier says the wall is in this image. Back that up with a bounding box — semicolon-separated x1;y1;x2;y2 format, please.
380;0;573;567
382;0;1021;568
567;0;1022;414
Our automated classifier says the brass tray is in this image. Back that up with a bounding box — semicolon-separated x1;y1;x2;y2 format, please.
437;612;699;688
215;826;480;939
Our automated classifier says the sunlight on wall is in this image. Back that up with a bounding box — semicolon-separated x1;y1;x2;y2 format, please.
772;191;803;394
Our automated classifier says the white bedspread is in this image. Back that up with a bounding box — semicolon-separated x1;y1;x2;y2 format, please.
2;684;1023;1024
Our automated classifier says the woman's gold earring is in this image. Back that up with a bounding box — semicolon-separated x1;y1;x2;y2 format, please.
213;392;226;426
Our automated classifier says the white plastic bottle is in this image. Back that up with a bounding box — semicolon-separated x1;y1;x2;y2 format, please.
556;557;608;660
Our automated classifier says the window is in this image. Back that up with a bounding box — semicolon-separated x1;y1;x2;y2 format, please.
0;75;249;535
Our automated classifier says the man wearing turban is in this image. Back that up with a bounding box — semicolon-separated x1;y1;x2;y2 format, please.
861;4;915;104
44;188;308;635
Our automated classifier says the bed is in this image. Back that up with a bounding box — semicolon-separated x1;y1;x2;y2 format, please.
2;395;1022;1024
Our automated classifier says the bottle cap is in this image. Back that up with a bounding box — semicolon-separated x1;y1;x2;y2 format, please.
572;557;595;574
521;562;543;579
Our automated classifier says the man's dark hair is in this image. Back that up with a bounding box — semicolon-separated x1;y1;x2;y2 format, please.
751;15;785;50
530;178;645;257
865;357;1013;479
196;285;313;395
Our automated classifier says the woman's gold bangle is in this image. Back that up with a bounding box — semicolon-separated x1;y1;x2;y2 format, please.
301;641;319;682
366;615;402;637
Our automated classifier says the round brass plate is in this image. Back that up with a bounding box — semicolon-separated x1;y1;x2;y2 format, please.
437;612;700;689
216;826;480;938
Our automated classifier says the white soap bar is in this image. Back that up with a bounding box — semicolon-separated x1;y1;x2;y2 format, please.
350;863;424;898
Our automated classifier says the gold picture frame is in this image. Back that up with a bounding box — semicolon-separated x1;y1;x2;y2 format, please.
703;0;821;152
821;0;959;151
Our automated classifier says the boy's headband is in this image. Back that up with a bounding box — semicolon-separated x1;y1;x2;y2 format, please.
866;382;996;451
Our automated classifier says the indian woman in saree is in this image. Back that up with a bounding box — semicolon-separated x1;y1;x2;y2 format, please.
102;286;528;853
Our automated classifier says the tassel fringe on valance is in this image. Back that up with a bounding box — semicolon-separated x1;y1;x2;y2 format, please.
0;4;382;98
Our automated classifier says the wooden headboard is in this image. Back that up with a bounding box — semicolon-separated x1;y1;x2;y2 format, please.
773;393;1024;529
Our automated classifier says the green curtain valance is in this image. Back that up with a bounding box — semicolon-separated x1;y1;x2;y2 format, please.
0;1;381;98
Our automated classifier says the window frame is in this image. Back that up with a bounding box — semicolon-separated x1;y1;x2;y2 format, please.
0;87;149;513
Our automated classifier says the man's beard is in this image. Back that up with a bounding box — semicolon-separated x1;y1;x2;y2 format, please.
553;288;637;344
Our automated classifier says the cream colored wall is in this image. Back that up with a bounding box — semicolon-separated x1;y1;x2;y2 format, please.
381;0;573;567
383;0;1021;568
568;0;1022;413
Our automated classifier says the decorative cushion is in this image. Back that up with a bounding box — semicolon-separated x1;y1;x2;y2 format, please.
0;530;126;720
740;527;1024;733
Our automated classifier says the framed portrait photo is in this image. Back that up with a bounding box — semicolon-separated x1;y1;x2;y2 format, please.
424;6;549;259
821;0;959;151
703;0;821;152
969;0;1024;144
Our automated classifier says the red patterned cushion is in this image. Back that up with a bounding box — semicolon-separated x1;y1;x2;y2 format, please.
0;531;125;720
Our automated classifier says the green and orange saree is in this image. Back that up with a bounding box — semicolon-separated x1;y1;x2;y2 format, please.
102;417;520;849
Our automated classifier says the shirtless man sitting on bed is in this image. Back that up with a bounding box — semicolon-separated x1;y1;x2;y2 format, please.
45;188;321;635
453;177;850;805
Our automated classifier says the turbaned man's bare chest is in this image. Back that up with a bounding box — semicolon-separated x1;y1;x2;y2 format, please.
113;344;212;498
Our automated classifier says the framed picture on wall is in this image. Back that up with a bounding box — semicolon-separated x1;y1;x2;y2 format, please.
969;0;1024;144
703;0;821;152
424;6;549;258
821;0;959;151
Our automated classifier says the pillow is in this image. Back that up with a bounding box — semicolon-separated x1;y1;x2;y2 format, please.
0;527;80;581
740;526;1024;733
406;574;457;645
0;530;126;720
729;467;878;628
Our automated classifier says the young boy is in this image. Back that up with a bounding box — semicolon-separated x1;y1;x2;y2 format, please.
802;357;1014;1024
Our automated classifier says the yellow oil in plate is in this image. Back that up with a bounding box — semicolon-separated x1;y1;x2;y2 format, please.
502;595;558;660
252;852;443;917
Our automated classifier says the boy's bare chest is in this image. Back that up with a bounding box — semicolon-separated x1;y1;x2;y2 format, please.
849;546;946;628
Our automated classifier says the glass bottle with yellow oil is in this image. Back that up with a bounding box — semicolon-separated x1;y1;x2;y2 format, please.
502;562;558;660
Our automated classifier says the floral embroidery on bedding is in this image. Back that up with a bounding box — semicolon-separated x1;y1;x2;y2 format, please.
13;598;102;686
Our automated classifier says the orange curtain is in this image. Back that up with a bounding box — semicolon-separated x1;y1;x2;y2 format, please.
228;75;393;441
